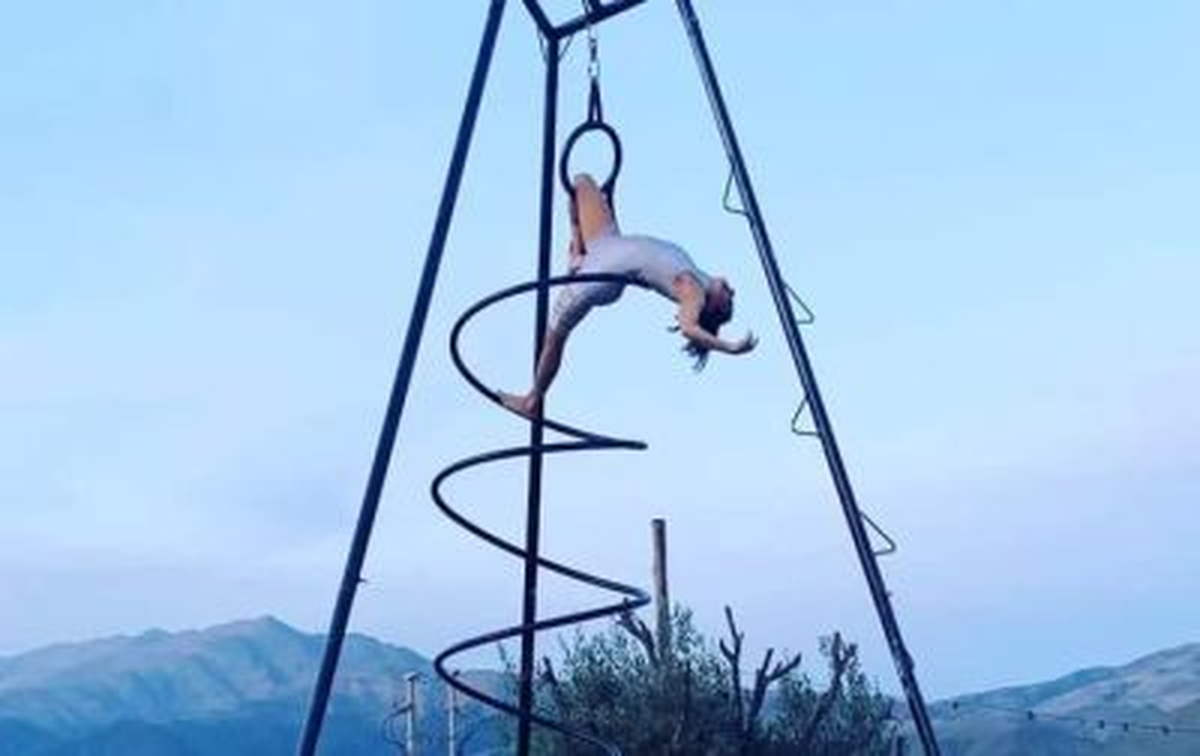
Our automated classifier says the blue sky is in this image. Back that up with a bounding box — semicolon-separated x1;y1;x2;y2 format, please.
2;0;1198;702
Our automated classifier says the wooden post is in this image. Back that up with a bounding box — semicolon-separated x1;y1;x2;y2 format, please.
652;518;671;658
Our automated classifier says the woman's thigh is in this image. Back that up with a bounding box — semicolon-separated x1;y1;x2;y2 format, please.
550;278;624;334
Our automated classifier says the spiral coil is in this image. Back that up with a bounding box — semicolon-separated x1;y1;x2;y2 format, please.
431;272;655;754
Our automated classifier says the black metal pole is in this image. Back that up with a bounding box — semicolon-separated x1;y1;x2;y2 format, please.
515;27;561;756
294;3;508;754
670;2;942;754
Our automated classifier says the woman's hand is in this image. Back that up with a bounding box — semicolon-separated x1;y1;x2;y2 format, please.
728;331;758;355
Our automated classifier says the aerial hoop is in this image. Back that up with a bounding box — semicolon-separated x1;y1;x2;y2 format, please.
558;118;623;201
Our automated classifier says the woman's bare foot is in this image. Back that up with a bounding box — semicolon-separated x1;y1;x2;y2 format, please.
499;390;541;418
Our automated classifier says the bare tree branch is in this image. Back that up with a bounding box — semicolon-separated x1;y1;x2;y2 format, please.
746;645;803;734
540;655;559;688
719;605;746;732
799;632;854;753
719;605;805;750
617;609;659;668
539;655;574;728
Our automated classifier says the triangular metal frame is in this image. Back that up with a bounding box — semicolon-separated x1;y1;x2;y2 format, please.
295;2;943;754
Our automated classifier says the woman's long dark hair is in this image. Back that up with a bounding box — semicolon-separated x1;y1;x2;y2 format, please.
680;304;733;372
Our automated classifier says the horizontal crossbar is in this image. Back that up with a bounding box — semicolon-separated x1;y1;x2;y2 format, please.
520;0;648;40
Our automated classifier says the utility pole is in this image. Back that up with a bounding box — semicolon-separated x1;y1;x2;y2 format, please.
404;672;420;756
651;518;671;657
446;671;461;756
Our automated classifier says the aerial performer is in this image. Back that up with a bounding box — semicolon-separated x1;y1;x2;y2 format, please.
501;172;758;417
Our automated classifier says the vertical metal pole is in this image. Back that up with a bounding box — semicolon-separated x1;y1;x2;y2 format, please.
295;3;509;754
515;26;561;756
670;2;942;754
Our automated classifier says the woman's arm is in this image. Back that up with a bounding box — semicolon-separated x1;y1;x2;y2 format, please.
677;319;757;355
674;279;757;355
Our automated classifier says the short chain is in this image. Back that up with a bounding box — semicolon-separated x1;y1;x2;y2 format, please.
581;2;604;122
587;33;600;82
583;1;600;85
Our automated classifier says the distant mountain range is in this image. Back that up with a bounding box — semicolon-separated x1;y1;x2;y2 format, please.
929;643;1200;755
1;617;1198;755
0;617;504;756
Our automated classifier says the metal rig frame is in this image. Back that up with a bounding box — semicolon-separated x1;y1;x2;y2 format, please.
295;1;943;754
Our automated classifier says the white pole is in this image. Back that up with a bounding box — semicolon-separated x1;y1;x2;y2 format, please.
405;672;420;755
447;671;461;756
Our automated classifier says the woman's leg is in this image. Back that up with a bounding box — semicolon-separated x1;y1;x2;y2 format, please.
567;224;585;273
572;173;617;242
500;236;623;417
501;327;566;417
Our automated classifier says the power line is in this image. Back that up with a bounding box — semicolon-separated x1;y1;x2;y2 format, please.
947;699;1200;738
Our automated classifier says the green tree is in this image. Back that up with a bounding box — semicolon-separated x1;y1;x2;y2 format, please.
523;604;897;755
763;633;898;756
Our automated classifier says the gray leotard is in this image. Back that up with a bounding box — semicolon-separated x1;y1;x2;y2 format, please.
549;232;712;335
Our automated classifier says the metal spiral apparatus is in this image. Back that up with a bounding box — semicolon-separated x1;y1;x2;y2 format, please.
298;5;940;755
431;272;654;754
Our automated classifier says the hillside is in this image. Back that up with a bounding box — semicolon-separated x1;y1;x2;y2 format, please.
930;643;1200;755
4;618;1199;755
0;617;503;756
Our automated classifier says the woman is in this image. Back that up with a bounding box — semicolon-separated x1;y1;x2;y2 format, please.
501;173;757;417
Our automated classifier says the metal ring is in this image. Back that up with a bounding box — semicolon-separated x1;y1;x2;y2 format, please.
558;119;623;198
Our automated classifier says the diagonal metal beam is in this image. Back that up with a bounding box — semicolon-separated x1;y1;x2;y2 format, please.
671;1;943;754
520;0;555;38
293;2;509;754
